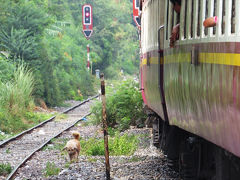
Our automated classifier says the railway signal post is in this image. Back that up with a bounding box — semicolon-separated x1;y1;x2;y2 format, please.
133;0;141;29
82;4;93;72
87;44;90;71
100;73;110;180
82;4;93;39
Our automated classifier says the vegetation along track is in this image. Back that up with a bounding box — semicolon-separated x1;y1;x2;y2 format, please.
0;95;99;180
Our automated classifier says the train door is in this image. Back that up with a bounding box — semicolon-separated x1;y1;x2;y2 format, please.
140;0;166;119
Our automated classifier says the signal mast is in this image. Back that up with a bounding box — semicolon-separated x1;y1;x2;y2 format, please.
133;0;141;29
82;4;93;71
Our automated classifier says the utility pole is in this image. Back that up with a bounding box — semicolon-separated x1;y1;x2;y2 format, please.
100;73;110;180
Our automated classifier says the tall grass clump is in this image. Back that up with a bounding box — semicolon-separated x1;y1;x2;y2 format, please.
0;64;35;133
91;78;146;131
0;65;34;114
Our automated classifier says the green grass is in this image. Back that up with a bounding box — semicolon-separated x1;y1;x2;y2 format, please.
42;131;140;161
5;149;10;154
24;112;53;126
128;156;141;162
0;64;53;135
0;65;34;115
80;133;139;156
0;111;53;134
0;133;12;141
44;162;60;177
0;163;12;176
87;157;98;163
64;162;71;168
55;114;68;122
44;132;139;157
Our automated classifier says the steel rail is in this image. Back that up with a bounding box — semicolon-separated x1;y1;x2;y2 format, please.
0;94;99;147
6;112;91;180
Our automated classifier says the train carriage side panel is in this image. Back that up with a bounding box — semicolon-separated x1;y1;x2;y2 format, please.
162;0;240;157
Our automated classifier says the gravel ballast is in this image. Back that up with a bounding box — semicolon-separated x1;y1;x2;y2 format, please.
14;123;181;180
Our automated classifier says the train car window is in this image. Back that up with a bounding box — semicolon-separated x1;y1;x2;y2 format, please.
190;0;194;38
197;0;200;37
171;6;174;34
173;10;180;28
159;0;165;49
162;0;239;46
199;0;206;38
166;0;169;40
222;0;225;34
192;0;199;38
231;0;236;34
236;0;240;35
168;2;173;42
186;0;193;39
213;0;217;35
204;0;208;36
177;12;180;24
184;0;188;39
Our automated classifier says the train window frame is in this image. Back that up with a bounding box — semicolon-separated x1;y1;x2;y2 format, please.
196;0;200;38
163;0;239;49
190;0;194;38
166;0;169;41
231;0;235;34
184;0;188;39
213;0;217;35
221;0;225;35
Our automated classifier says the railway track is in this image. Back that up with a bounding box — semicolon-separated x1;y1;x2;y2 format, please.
0;95;99;180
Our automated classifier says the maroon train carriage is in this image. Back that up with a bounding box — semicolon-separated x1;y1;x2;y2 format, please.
139;0;240;179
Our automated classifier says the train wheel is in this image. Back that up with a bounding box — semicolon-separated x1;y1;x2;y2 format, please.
211;148;240;180
212;148;230;180
152;116;162;147
160;121;170;154
179;137;201;180
164;126;183;171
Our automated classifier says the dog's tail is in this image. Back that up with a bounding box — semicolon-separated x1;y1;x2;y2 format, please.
72;131;80;140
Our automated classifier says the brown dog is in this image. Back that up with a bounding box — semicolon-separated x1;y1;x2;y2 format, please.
63;131;81;162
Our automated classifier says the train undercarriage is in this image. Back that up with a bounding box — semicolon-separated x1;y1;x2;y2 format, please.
146;111;240;180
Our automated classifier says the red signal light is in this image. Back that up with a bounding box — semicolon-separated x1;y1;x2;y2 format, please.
82;4;93;40
133;0;141;29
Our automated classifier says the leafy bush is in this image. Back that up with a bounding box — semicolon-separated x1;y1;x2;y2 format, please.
0;57;15;83
80;133;139;156
104;66;119;80
91;79;146;131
